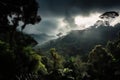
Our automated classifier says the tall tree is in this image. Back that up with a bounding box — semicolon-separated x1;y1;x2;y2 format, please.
0;0;41;44
88;45;114;80
50;48;64;70
0;0;41;79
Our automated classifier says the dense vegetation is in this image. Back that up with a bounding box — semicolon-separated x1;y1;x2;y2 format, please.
1;32;120;80
0;0;120;80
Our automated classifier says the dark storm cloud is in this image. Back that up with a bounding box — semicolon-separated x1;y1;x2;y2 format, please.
74;0;120;9
38;0;120;16
38;0;73;16
38;0;120;30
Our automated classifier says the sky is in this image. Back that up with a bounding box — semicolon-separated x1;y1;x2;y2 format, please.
23;0;120;44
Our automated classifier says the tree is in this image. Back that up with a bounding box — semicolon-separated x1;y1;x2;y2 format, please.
0;0;41;79
99;11;119;19
106;39;120;80
0;40;16;80
50;48;64;70
88;45;114;80
0;0;41;44
99;11;119;26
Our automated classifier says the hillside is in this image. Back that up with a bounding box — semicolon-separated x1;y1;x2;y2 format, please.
36;23;120;56
30;33;55;45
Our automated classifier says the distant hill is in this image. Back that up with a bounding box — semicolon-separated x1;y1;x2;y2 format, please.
30;33;55;45
35;23;120;56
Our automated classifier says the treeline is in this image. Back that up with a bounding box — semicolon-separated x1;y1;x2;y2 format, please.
0;34;120;80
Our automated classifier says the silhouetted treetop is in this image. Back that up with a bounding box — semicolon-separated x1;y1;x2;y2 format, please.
0;0;41;30
99;11;119;19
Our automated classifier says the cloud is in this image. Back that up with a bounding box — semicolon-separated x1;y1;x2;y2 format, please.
37;0;120;31
37;19;59;34
24;0;120;45
38;0;120;17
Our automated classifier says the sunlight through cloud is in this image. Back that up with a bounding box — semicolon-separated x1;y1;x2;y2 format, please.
75;13;101;29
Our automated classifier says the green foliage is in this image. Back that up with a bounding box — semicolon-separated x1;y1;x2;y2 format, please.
41;56;54;72
87;44;120;80
19;46;47;74
1;36;120;80
106;40;120;60
106;39;120;80
88;45;113;63
50;48;64;69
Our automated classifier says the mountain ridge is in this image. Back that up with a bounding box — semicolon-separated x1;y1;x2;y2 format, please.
35;23;120;56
